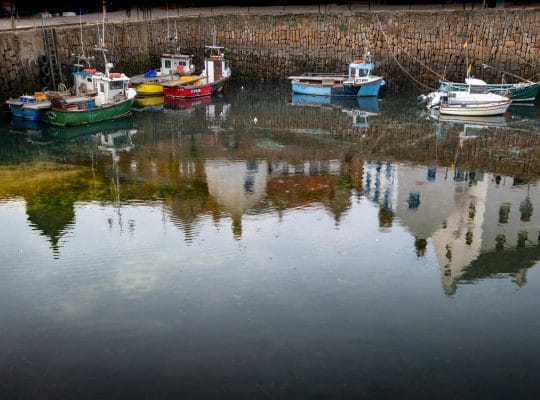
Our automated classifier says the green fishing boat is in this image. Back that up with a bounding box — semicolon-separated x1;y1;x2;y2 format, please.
439;79;539;102
41;95;134;126
40;69;136;126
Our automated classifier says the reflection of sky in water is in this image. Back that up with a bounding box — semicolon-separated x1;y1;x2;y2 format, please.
1;196;540;399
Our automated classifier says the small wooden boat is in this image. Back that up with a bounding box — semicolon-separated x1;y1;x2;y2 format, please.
131;53;195;96
288;52;385;97
5;93;51;121
162;45;231;99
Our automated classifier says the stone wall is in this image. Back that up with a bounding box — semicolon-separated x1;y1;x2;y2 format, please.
1;8;539;98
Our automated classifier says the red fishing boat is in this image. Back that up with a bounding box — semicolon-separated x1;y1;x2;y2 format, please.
162;45;231;99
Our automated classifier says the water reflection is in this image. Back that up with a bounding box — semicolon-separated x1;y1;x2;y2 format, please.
2;82;540;399
1;83;539;294
290;94;380;128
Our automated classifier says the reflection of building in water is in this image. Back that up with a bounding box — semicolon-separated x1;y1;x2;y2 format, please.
363;161;540;295
205;159;269;238
364;161;398;219
204;157;359;237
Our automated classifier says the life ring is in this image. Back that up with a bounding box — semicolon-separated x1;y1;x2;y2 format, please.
353;59;364;64
40;65;51;76
37;54;48;66
41;75;52;86
109;72;121;78
176;65;184;74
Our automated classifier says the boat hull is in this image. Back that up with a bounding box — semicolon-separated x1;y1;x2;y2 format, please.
7;104;42;120
40;98;134;126
439;100;511;116
439;80;539;102
163;78;228;98
135;82;164;95
291;77;384;97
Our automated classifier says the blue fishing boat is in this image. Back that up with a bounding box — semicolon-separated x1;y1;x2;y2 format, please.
5;93;51;121
288;52;385;97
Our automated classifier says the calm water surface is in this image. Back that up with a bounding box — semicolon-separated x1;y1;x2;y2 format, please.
1;82;540;399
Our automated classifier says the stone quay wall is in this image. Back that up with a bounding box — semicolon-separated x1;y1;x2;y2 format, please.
1;8;539;98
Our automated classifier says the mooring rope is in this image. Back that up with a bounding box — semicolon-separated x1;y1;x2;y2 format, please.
375;15;438;91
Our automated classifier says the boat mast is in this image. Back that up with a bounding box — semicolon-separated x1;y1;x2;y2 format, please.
95;1;110;76
464;41;470;79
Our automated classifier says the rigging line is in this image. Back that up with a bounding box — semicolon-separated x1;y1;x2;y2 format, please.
374;15;444;81
374;15;436;91
481;63;535;83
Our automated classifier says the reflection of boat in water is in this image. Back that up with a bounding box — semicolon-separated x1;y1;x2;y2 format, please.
436;113;508;128
10;116;42;134
45;115;135;141
96;128;138;153
133;96;164;112
164;95;215;110
291;94;380;113
508;103;539;120
428;109;508;140
291;94;380;128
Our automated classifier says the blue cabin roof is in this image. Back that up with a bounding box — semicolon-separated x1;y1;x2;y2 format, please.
349;61;374;70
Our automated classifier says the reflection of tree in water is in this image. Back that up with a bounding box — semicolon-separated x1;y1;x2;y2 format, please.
378;206;394;229
415;237;427;258
25;193;75;258
448;245;540;295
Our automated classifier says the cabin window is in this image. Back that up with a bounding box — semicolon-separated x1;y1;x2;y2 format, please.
179;61;186;66
87;78;92;83
470;86;489;94
99;83;105;93
357;69;368;77
164;60;171;69
110;80;124;90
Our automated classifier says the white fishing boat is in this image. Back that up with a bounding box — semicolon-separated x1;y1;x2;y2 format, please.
422;78;511;116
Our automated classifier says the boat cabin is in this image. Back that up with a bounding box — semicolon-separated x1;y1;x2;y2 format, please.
348;60;375;82
160;53;195;76
73;69;98;96
93;73;130;106
73;68;130;106
464;78;490;94
203;46;231;83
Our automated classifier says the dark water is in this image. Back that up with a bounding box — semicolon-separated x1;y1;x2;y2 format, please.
1;82;540;399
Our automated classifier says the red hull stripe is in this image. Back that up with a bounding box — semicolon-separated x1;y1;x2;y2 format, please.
163;79;228;98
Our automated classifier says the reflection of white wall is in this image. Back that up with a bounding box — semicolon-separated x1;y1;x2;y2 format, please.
431;177;488;295
394;165;463;240
367;162;540;294
205;159;268;217
481;178;540;251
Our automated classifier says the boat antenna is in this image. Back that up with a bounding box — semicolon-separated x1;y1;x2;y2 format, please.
80;10;84;57
166;1;170;40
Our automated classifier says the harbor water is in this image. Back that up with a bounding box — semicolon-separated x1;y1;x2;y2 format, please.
1;82;540;399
